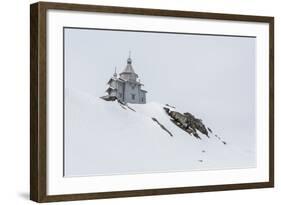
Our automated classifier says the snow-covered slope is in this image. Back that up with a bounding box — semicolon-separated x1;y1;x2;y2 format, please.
64;90;256;177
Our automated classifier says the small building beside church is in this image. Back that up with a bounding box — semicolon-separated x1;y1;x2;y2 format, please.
101;54;147;104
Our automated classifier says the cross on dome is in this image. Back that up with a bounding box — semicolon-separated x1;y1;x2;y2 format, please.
127;51;132;64
113;66;117;78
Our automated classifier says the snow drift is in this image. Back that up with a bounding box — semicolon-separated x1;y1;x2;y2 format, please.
64;89;256;177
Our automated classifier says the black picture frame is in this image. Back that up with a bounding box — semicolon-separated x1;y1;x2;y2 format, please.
30;1;274;202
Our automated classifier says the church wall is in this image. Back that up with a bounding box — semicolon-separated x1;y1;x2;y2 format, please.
109;89;117;97
123;82;141;104
108;80;114;88
139;90;146;104
106;79;146;104
116;81;125;101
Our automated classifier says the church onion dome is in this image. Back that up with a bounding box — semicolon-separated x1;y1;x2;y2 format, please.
120;56;138;78
127;56;132;64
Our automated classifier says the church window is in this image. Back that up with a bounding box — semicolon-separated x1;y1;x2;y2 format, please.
131;94;135;100
119;93;122;98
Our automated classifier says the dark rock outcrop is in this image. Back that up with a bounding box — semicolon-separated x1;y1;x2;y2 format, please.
164;107;209;139
152;117;173;137
165;104;176;109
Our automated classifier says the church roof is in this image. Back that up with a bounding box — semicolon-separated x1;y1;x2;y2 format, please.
105;86;116;93
122;63;135;74
140;89;147;93
120;55;138;77
107;76;125;84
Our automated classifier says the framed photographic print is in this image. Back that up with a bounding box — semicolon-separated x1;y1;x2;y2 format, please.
30;1;274;202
